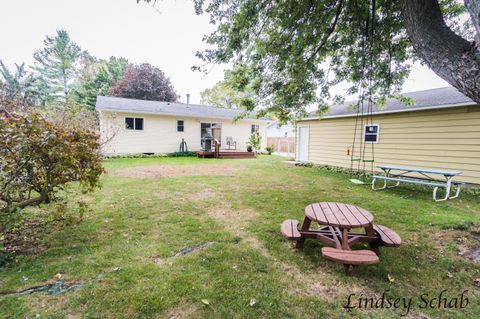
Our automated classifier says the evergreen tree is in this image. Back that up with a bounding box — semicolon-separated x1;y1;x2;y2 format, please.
72;57;129;109
32;29;81;104
0;60;42;106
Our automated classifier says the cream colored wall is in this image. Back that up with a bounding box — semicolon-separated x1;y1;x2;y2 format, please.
99;111;267;154
296;106;480;185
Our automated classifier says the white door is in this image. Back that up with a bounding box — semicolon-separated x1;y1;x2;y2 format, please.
297;126;309;162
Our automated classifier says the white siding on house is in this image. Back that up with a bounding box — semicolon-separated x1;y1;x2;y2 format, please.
99;111;267;154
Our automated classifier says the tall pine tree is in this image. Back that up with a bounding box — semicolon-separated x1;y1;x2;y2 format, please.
32;30;81;104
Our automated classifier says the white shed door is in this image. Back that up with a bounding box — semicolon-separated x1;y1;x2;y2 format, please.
297;126;309;162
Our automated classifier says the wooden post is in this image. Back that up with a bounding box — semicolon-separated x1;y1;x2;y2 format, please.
295;217;311;249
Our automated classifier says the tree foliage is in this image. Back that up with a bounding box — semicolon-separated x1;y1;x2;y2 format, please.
72;57;129;109
200;81;242;108
169;0;475;122
32;29;82;104
0;61;41;106
247;132;262;153
0;109;104;216
200;67;257;109
108;63;178;102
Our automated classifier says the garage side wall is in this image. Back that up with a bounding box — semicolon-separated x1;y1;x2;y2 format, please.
296;106;480;185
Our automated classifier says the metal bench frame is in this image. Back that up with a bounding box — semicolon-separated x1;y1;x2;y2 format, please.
372;166;463;202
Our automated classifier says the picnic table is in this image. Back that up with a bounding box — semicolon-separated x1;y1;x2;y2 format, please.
372;165;463;201
281;202;401;273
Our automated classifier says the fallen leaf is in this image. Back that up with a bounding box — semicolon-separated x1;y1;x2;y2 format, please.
474;278;480;287
387;274;395;283
446;272;453;278
201;299;210;305
54;273;63;280
249;298;257;307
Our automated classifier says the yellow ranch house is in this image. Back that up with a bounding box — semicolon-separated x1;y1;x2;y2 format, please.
295;87;480;185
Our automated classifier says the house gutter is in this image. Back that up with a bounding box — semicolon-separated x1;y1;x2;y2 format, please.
298;102;477;121
96;108;271;122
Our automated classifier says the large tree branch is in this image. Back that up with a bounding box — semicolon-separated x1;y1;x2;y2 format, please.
465;0;480;42
306;0;344;64
400;0;480;102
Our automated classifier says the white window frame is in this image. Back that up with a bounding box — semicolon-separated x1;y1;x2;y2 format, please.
251;124;259;134
125;117;144;131
364;123;380;144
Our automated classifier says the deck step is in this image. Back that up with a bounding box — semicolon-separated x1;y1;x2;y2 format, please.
321;247;379;265
280;219;301;240
373;224;402;247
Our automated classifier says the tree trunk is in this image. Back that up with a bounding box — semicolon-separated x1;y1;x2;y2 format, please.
465;0;480;42
400;0;480;103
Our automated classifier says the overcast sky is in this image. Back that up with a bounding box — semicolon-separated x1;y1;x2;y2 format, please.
0;0;450;104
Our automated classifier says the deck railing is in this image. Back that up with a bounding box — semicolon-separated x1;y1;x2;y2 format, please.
214;139;220;158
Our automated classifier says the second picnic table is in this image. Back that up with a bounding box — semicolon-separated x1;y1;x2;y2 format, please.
281;202;401;271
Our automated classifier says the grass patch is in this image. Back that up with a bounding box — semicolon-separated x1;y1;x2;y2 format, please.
1;156;479;318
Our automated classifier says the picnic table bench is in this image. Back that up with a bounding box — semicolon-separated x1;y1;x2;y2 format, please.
281;202;401;273
372;165;463;201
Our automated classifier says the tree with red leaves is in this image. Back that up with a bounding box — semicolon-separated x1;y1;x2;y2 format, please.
108;63;178;102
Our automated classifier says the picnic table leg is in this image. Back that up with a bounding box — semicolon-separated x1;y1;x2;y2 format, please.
433;175;452;202
341;228;350;250
365;224;380;255
372;168;392;190
295;216;311;249
449;182;462;199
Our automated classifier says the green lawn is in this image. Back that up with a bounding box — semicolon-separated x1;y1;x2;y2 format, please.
1;156;479;318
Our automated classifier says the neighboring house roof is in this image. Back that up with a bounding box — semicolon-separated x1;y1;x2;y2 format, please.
267;120;295;131
96;96;269;121
303;87;477;120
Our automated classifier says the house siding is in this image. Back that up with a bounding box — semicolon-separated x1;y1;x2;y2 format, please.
99;111;267;154
296;105;480;185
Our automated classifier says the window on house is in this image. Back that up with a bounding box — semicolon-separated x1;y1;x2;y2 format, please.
135;118;144;130
177;120;184;132
125;117;144;130
364;124;379;143
125;117;134;130
251;124;259;134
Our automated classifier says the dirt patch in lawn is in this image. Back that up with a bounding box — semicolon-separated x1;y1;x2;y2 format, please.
161;303;200;319
429;227;480;263
112;164;241;179
206;205;358;301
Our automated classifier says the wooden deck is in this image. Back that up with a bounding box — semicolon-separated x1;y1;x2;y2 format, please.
197;150;256;159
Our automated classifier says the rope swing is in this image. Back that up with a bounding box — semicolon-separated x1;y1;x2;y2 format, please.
349;0;376;185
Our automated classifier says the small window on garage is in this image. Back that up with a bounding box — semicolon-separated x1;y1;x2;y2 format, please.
177;120;184;132
251;124;259;134
364;124;379;143
125;117;144;130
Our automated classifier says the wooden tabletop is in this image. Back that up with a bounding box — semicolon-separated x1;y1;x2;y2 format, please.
305;202;373;228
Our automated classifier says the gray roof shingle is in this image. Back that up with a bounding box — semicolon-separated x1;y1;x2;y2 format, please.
96;96;268;121
308;87;476;118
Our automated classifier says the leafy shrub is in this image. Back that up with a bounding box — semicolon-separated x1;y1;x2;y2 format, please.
0;111;104;222
103;152;197;159
265;146;274;155
247;132;262;153
167;151;197;157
